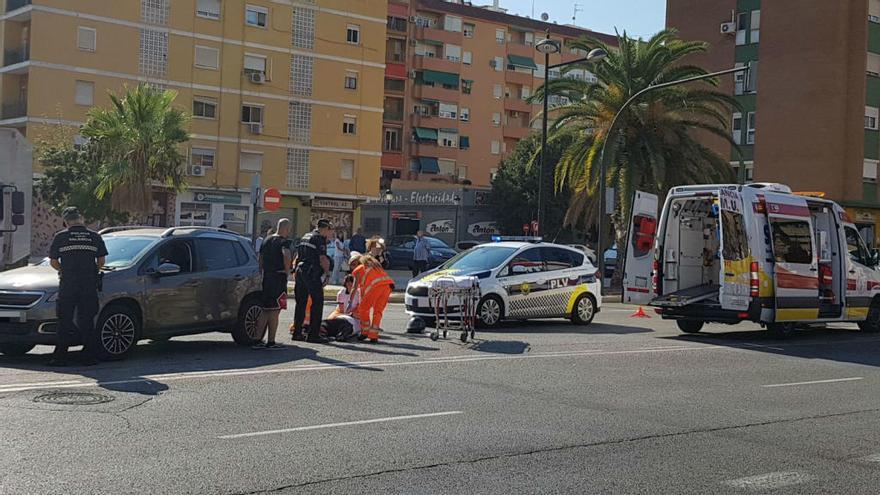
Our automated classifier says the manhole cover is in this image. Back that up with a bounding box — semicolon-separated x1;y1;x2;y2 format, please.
32;392;114;405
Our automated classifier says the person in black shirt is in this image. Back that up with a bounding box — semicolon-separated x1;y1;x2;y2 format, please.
48;207;108;366
253;219;293;349
291;218;333;343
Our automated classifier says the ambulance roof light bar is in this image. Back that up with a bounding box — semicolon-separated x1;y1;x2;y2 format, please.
491;236;543;243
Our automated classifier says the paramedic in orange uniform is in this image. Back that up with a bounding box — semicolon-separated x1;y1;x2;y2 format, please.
351;254;394;343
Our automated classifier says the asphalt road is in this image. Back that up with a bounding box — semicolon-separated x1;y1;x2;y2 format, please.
4;304;880;494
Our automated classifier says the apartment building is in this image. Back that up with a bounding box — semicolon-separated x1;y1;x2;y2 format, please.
668;0;880;245
0;0;385;248
381;0;614;189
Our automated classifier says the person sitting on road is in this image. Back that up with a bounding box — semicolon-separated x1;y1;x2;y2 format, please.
318;274;362;341
351;254;394;343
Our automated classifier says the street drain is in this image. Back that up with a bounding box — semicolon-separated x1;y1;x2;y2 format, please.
32;392;114;405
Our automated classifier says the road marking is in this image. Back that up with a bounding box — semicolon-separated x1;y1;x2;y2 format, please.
762;377;864;388
722;471;816;490
0;345;723;393
218;411;463;439
741;343;786;351
857;453;880;463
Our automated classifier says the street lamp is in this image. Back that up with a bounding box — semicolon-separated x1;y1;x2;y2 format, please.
384;189;394;239
536;34;606;237
453;194;461;247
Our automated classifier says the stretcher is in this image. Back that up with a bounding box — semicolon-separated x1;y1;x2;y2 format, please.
428;275;481;343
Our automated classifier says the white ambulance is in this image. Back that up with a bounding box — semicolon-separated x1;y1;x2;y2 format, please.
623;183;880;335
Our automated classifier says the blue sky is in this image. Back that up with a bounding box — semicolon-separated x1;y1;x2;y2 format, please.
497;0;666;39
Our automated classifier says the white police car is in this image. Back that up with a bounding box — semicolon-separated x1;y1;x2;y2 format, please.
405;238;601;327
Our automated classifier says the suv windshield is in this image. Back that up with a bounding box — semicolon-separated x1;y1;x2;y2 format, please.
103;236;158;268
440;246;517;271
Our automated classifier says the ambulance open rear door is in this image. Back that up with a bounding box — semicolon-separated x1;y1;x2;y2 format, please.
718;188;751;312
623;191;659;305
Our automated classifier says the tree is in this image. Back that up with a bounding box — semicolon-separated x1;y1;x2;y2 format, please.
82;84;190;218
489;133;575;240
535;29;739;274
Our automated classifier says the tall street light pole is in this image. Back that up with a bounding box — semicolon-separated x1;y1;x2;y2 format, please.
384;189;394;240
595;63;751;285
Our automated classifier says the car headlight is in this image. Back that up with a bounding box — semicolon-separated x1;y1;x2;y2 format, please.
46;292;59;303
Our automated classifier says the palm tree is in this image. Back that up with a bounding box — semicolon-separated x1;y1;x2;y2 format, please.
535;29;739;263
82;83;190;219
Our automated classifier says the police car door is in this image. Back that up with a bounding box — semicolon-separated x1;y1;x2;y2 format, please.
623;191;659;305
718;189;751;311
500;247;546;319
766;195;819;321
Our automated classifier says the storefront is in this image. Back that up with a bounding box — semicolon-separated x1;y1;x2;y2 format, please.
176;190;253;235
310;198;357;237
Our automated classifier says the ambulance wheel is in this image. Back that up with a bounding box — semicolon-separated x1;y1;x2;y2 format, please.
477;295;504;328
768;322;796;337
858;300;880;333
676;320;704;334
571;294;596;325
0;343;35;356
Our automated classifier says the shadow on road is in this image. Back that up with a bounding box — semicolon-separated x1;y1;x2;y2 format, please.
477;320;653;335
468;340;530;354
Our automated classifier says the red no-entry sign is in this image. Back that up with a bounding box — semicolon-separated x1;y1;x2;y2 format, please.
263;188;281;211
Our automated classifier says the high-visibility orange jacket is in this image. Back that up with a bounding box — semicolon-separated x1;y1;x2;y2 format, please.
352;265;394;295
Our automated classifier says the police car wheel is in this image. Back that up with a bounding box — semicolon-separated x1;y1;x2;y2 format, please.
95;305;140;360
0;343;35;356
233;296;264;346
571;294;596;325
477;296;503;328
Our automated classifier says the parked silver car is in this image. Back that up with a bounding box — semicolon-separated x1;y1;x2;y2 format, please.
0;227;265;360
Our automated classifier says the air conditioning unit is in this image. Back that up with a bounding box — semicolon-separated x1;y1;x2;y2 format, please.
190;165;205;177
720;22;736;35
511;111;520;118
410;39;417;46
248;123;263;134
249;71;266;84
489;59;497;68
409;16;416;22
409;70;418;79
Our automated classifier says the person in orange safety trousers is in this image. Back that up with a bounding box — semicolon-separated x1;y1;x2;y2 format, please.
350;253;394;343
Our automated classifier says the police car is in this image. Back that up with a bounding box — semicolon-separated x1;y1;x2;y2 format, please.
405;237;601;327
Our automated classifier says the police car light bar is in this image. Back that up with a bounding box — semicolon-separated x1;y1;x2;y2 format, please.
491;236;543;243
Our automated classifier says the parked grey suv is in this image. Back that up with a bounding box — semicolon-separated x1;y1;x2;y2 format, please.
0;227;266;360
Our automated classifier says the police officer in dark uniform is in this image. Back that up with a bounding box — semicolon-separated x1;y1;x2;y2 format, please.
48;207;108;366
291;219;333;343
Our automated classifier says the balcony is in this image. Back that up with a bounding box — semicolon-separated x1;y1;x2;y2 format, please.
411;113;459;130
415;26;461;45
412;142;459;160
413;83;460;103
4;46;29;67
506;42;535;59
504;97;533;114
381;152;405;170
505;69;534;86
6;0;30;12
413;55;461;74
503;125;533;140
1;101;27;120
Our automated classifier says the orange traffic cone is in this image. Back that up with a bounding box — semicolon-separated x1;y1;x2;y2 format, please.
630;306;651;318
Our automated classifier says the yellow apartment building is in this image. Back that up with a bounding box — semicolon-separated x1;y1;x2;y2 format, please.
0;0;386;250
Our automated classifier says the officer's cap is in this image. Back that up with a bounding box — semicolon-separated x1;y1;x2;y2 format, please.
316;218;332;229
61;206;82;221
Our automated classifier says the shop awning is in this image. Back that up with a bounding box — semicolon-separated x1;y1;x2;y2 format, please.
414;127;438;141
507;54;538;70
422;70;460;87
459;136;470;149
418;157;440;174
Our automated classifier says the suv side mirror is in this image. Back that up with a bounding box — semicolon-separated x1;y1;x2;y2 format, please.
156;263;181;276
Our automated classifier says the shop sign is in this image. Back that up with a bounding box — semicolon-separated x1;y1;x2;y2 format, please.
468;221;500;237
384;190;461;206
312;198;354;210
194;191;242;204
426;219;455;234
392;211;421;220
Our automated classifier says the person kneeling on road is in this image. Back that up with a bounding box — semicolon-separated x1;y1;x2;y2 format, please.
290;219;333;343
351;254;394;343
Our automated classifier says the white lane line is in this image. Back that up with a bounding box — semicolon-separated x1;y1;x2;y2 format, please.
0;345;723;393
762;377;864;388
857;453;880;463
722;471;816;490
218;411;463;439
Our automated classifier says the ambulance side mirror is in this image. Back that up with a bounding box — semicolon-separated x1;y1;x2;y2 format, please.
871;249;880;267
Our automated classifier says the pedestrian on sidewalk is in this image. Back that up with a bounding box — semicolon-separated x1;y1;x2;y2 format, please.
253;219;292;349
350;227;367;255
291;218;333;343
412;230;430;277
255;227;275;253
367;236;389;269
351;254;394;343
331;231;349;285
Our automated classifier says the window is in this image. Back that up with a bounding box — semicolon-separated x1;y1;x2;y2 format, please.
241;104;263;124
387;16;407;32
244;53;266;74
750;10;760;43
197;239;240;271
492;112;501;126
732;112;742;145
445;44;461;63
245;4;268;27
385;78;406;92
384;127;401;152
734;63;745;95
75;80;94;106
384;97;405;120
439;102;457;119
459;135;470;149
77;26;96;51
292;7;315;50
196;0;221;19
438;159;456;175
521;86;531;99
290;54;313;96
191;147;215;168
287;149;310;189
770;219;813;264
413;15;435;28
491;140;500;154
195;45;219;69
462;79;473;94
463;51;472;65
150;240;194;273
193;97;217;119
344;70;358;90
343;115;357;135
340;159;354;180
460;107;470;122
444;15;462;32
142;0;169;25
347;24;360;44
504;248;544;276
535;63;545;78
542;247;583;271
746;61;758;93
846;226;871;265
864;159;878;181
386;38;406;63
179;204;211;228
869;53;880;76
288;101;311;143
463;23;475;38
439;130;458;147
222;207;250;236
495;28;505;44
458;166;468;179
867;107;879;130
493;56;503;72
746;112;756;144
239;151;263;171
139;29;168;77
493;84;503;99
735;12;747;46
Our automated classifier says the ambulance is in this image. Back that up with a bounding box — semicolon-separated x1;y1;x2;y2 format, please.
623;183;880;335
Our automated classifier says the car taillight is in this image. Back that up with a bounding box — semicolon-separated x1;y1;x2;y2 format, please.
750;261;759;298
652;260;661;294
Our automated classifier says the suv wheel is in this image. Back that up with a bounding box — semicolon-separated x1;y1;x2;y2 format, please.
0;343;35;356
233;296;264;346
94;304;140;360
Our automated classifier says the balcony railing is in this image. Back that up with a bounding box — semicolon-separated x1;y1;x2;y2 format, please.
2;101;27;119
4;46;29;66
5;0;30;12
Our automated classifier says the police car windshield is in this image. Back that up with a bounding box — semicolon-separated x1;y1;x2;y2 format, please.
103;236;157;267
441;246;517;271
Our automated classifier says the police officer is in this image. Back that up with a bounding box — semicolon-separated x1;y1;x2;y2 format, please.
48;207;108;366
291;219;333;343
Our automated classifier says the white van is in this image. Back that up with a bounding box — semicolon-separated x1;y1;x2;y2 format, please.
623;183;880;335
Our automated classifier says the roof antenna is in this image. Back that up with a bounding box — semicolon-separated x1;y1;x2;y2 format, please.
572;3;583;24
